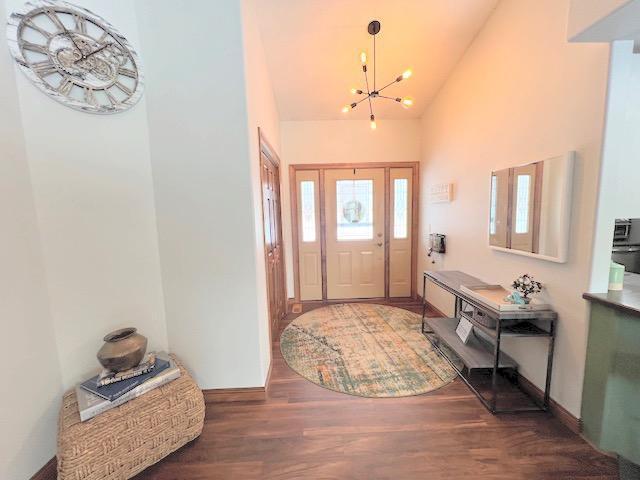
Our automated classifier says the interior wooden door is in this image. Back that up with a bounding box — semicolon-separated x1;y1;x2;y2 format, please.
325;168;385;299
260;139;286;331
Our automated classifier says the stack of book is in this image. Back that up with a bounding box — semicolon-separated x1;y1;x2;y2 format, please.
76;351;180;421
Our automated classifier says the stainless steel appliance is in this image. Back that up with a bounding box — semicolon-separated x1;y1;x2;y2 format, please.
612;218;640;274
613;219;632;244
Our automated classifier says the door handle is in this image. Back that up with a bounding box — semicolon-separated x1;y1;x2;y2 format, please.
377;242;383;247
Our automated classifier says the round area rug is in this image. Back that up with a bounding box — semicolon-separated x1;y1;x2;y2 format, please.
280;303;457;397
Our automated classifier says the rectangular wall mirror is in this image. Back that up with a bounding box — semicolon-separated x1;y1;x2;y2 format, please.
489;152;574;263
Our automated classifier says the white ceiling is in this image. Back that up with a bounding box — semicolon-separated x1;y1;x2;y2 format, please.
251;0;499;121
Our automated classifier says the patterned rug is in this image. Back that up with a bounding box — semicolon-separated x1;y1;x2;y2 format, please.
280;303;457;397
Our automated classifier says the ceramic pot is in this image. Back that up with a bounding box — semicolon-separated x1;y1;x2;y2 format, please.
97;327;147;372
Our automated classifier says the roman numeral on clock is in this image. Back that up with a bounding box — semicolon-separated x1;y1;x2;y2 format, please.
84;87;97;105
73;14;87;34
45;9;65;31
118;67;137;79
31;60;58;77
57;78;74;96
114;81;133;96
21;41;48;54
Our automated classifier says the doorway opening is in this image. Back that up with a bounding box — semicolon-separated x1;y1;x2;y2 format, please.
289;162;419;302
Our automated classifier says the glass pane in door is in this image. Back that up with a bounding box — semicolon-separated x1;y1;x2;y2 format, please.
336;179;373;240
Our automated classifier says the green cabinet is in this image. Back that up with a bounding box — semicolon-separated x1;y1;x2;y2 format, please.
582;302;640;464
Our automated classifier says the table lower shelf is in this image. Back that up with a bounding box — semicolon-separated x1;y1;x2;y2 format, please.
424;317;517;370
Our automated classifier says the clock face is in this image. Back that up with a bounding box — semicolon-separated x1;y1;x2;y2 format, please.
7;1;143;114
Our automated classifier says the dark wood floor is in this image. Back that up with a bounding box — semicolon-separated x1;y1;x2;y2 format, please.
135;301;618;479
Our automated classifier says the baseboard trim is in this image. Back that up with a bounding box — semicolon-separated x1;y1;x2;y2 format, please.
517;374;581;434
203;361;273;404
30;456;56;480
203;386;266;403
416;295;448;318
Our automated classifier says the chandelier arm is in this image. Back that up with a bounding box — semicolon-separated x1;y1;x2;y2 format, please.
363;68;371;95
367;95;374;117
378;95;399;101
377;78;400;93
354;95;371;106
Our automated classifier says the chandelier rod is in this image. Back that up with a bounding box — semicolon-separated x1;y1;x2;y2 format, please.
373;33;376;92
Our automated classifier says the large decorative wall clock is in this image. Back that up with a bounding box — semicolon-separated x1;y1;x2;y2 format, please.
6;1;143;114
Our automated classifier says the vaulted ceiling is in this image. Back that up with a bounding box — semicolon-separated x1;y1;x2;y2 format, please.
251;0;498;121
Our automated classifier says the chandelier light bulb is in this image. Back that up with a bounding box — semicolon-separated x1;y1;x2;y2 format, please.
401;97;414;108
342;104;351;113
360;51;367;65
370;115;377;130
402;69;412;79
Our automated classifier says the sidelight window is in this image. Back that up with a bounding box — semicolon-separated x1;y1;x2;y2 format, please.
515;174;531;234
300;180;316;242
393;178;409;239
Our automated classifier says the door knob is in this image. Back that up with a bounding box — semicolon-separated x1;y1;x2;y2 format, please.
377;242;383;247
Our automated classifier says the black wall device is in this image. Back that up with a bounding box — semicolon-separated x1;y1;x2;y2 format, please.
428;233;446;255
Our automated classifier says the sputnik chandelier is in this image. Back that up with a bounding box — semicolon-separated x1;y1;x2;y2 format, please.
342;20;413;130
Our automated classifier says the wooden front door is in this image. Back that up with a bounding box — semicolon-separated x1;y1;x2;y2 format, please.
325;168;385;299
260;133;286;331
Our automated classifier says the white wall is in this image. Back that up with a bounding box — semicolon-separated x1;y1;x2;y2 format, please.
136;0;267;389
2;1;280;475
6;0;169;388
418;0;610;416
0;3;62;478
242;0;282;379
280;119;422;297
590;41;640;292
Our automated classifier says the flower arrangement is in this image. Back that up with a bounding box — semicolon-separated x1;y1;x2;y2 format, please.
512;274;542;302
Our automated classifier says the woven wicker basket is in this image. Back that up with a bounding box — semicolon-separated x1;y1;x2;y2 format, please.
57;355;205;480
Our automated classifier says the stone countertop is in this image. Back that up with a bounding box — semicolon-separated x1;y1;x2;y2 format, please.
583;272;640;317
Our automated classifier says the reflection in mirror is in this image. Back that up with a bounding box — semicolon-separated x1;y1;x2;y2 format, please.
489;169;509;248
489;152;574;263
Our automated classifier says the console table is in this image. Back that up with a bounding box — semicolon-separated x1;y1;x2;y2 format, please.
421;270;557;414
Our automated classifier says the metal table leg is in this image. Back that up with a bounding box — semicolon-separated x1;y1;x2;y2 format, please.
421;274;427;333
543;320;556;410
491;316;502;413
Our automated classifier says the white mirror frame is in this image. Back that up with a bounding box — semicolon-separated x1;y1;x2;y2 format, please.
488;151;575;264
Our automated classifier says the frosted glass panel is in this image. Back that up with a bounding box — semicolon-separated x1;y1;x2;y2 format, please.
515;174;531;234
489;175;498;235
300;180;316;242
336;180;373;240
393;178;408;239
